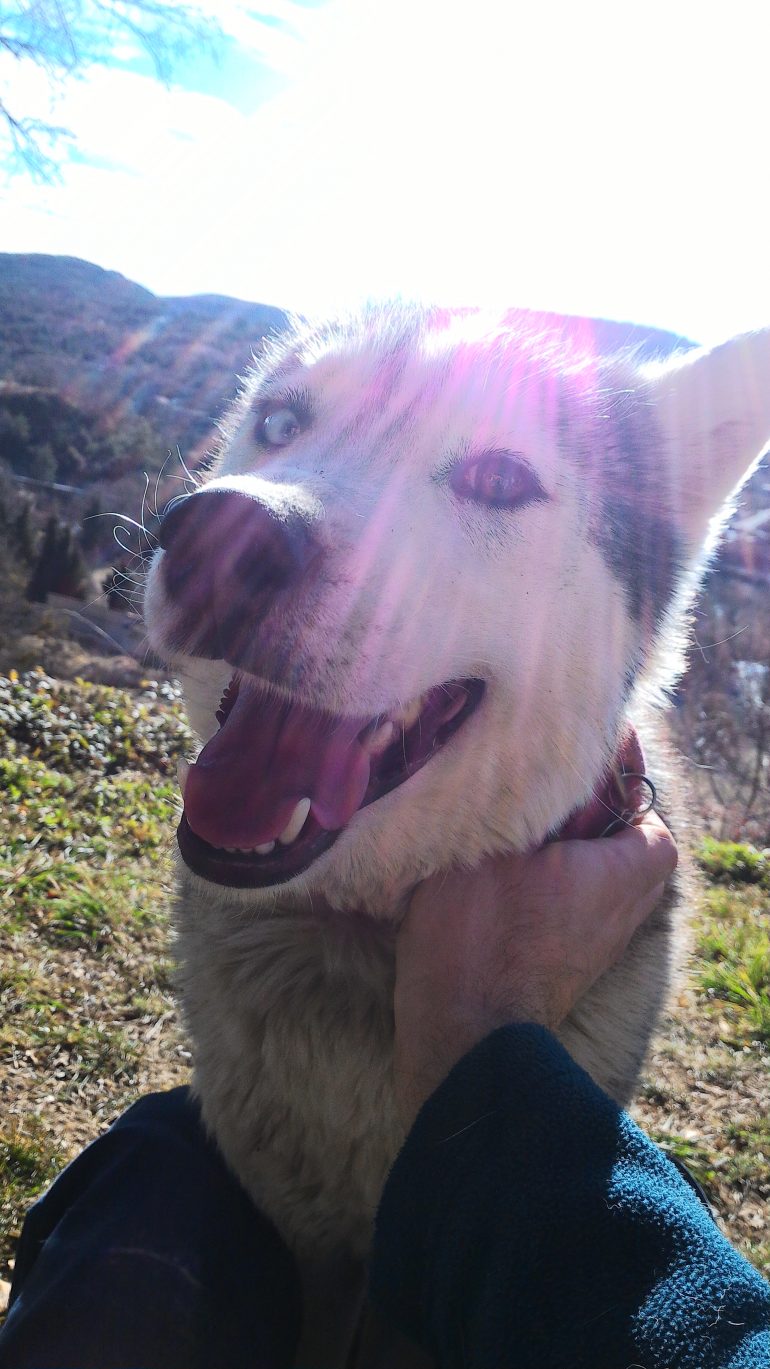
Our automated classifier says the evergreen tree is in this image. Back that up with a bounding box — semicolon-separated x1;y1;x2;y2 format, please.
103;564;129;609
26;514;59;601
26;441;57;483
59;443;86;482
13;499;37;562
0;409;31;469
58;526;88;598
25;514;87;600
80;495;103;552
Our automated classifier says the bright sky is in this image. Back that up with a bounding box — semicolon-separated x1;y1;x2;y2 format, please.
2;0;770;345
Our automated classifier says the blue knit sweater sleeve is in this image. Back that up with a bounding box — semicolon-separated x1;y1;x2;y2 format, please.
370;1025;770;1369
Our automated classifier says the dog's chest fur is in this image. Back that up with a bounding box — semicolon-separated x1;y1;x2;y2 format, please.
176;886;403;1257
176;812;682;1262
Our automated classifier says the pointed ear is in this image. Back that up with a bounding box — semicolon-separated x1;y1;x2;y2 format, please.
644;330;770;554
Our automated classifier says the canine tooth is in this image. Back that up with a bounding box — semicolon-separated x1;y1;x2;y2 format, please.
278;797;311;846
255;841;276;856
365;720;396;755
177;759;190;797
395;696;422;731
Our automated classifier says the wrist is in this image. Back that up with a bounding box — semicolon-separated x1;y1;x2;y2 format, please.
394;1001;553;1128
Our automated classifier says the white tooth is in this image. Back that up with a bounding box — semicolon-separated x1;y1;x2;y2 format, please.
365;720;396;755
395;696;422;731
255;841;276;856
278;797;311;846
177;759;190;797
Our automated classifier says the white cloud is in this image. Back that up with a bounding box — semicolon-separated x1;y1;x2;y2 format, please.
2;0;770;341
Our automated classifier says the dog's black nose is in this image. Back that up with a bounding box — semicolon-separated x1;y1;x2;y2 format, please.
158;486;322;661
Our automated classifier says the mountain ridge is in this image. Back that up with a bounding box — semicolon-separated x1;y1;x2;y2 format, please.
0;253;289;465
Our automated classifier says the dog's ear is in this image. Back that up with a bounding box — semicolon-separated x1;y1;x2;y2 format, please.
645;330;770;554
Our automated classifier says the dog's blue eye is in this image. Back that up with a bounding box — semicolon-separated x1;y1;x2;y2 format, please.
450;451;546;510
261;408;302;447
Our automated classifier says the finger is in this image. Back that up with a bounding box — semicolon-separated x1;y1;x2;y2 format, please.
586;811;678;894
535;814;675;941
610;811;678;883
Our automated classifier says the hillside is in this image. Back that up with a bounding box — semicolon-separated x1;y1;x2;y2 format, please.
0;253;767;522
0;383;159;486
0;254;287;462
0;254;698;476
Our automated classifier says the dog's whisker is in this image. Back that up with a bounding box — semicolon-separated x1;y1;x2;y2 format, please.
151;451;177;521
175;445;202;489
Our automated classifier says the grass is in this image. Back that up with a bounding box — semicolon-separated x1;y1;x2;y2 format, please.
694;875;770;1045
697;837;770;888
0;1120;63;1269
0;670;194;1282
0;668;768;1292
650;1132;718;1188
651;1118;770;1191
634;836;770;1277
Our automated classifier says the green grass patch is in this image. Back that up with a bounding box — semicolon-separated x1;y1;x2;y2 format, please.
0;756;181;865
650;1133;719;1190
696;885;770;1043
0;673;187;954
648;1125;769;1206
0;670;190;1284
0;1120;64;1276
0;670;193;777
697;838;770;887
723;1119;770;1186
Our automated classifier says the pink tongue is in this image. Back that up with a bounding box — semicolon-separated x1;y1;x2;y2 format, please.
184;687;373;849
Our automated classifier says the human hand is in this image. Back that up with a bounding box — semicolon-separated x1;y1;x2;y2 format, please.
393;813;678;1127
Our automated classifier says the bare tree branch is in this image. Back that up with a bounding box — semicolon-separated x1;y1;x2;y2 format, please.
0;0;222;179
0;91;70;178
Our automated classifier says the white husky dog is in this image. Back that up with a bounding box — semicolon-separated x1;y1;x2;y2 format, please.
144;306;768;1348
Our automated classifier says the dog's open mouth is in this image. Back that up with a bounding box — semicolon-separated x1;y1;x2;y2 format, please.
177;675;485;887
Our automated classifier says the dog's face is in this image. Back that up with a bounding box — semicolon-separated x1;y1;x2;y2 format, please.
144;308;768;911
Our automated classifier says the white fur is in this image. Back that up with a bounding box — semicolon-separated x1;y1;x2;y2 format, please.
144;312;769;1273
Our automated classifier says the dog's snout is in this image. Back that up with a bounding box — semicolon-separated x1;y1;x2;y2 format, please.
159;489;319;583
158;487;322;661
157;492;205;554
